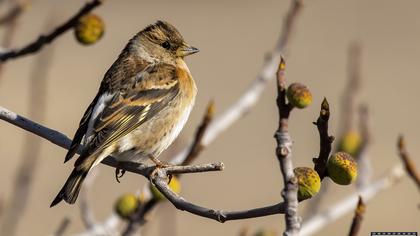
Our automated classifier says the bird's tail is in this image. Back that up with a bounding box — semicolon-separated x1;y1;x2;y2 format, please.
50;167;89;207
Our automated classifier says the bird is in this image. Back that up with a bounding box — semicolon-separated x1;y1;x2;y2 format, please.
50;20;199;207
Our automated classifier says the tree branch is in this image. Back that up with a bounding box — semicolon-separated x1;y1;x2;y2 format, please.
348;196;365;236
397;135;420;191
0;0;103;63
275;57;300;235
150;167;286;223
312;98;334;180
53;217;71;236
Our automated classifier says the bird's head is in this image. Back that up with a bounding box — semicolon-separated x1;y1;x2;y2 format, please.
131;20;199;63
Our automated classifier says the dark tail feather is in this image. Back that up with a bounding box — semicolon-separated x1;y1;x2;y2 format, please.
50;168;89;207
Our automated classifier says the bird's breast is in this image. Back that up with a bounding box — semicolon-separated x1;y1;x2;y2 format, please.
116;63;197;162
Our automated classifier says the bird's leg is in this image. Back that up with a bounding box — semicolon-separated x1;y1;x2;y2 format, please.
149;155;175;181
115;164;126;183
149;155;172;168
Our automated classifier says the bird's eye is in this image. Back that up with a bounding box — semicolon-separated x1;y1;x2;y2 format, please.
161;41;171;49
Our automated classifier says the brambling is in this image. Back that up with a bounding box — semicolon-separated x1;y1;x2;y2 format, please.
51;20;198;207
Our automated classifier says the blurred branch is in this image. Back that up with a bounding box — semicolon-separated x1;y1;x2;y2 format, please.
0;1;27;26
0;197;3;220
300;165;405;236
348;196;365;236
75;214;120;236
170;0;304;165
0;0;23;81
79;169;99;230
0;0;103;63
338;42;362;137
355;104;372;189
53;217;71;236
0;31;54;236
182;100;215;165
274;57;299;235
397;135;420;191
312;98;334;180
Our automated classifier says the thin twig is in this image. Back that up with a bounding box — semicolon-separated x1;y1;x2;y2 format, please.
397;135;420;191
300;165;405;236
150;167;286;223
348;196;365;236
53;217;71;236
0;0;103;62
0;32;54;236
312;98;334;180
274;57;299;235
170;0;304;165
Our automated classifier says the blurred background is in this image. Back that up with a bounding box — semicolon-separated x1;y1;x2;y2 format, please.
0;0;419;235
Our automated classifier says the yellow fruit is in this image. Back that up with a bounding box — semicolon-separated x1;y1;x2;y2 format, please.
114;193;139;219
150;176;181;201
74;14;104;45
327;152;358;185
338;130;362;156
286;83;312;109
294;167;321;201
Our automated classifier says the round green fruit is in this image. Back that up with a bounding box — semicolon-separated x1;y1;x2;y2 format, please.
150;176;181;201
327;152;358;185
294;167;321;201
74;14;105;45
286;83;312;109
114;193;139;219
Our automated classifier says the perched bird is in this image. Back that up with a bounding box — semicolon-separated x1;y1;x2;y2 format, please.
51;20;199;207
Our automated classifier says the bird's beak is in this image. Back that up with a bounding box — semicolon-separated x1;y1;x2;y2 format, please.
177;43;199;57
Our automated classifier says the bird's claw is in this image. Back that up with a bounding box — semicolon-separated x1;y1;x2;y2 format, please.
115;167;126;183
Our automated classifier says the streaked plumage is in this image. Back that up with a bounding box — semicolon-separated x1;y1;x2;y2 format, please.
51;20;198;207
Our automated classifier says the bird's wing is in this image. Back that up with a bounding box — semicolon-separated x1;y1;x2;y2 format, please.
64;94;100;163
74;63;179;169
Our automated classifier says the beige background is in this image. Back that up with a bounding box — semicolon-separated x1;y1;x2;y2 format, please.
0;0;419;235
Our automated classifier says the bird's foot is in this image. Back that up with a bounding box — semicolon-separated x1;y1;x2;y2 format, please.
115;165;126;183
149;155;172;168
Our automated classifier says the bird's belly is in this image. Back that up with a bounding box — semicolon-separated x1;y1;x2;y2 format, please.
114;97;195;163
